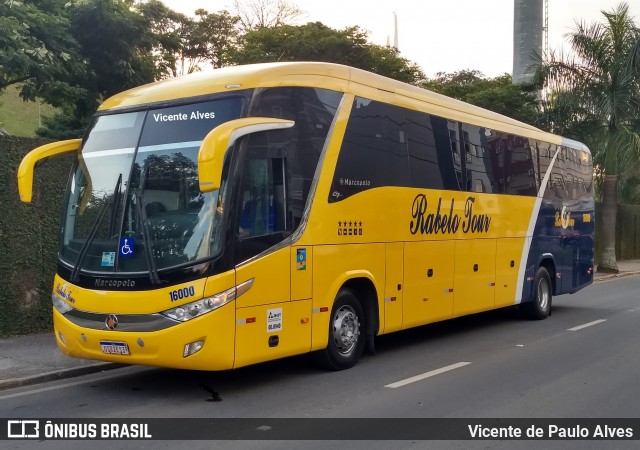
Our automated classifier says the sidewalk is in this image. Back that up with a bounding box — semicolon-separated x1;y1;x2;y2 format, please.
2;260;640;391
0;333;123;390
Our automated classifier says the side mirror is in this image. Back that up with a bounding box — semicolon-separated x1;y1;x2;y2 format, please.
198;117;294;192
17;139;81;203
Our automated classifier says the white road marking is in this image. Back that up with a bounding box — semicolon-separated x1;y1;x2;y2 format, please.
385;362;471;389
567;319;607;332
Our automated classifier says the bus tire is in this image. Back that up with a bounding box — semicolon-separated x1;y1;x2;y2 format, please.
522;266;552;320
313;288;365;370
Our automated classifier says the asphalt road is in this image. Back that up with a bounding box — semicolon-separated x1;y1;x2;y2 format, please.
2;276;640;449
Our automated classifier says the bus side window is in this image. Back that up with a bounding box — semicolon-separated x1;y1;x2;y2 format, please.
461;123;498;194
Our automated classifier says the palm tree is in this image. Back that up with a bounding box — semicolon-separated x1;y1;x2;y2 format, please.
536;2;640;273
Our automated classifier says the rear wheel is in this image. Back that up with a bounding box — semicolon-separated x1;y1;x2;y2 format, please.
313;288;365;370
522;266;552;320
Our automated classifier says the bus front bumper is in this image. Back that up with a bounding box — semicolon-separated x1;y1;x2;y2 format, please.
52;305;236;371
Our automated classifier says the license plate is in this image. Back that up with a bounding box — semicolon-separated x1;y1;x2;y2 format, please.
100;341;130;355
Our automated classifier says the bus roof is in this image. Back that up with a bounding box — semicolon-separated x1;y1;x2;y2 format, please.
99;62;588;153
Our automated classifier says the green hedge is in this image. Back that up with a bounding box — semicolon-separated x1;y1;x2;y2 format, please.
0;137;73;337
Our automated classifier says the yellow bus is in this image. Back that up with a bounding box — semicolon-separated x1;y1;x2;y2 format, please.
18;62;594;371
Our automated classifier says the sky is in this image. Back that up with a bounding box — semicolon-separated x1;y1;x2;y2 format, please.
160;0;629;78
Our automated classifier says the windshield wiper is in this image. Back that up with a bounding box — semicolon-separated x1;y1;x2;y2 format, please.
70;173;122;282
134;166;162;286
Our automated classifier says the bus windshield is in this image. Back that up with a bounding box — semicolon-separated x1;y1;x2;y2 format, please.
60;97;244;275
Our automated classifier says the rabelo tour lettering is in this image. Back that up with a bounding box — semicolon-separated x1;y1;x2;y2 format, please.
409;194;491;235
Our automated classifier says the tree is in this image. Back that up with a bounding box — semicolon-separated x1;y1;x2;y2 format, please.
232;0;304;32
136;0;191;77
38;0;159;137
535;2;640;272
136;2;240;76
70;0;157;115
191;9;240;69
0;0;86;106
234;22;424;84
421;70;540;125
1;0;158;135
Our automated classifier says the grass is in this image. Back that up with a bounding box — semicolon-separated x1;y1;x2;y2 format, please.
0;85;58;137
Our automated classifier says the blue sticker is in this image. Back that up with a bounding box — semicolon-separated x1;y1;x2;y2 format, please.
119;237;135;258
101;252;116;267
296;248;307;271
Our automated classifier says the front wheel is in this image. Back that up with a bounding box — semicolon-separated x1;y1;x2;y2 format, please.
313;288;365;370
522;266;552;320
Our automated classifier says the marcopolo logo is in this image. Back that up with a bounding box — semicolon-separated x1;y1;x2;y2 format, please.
94;278;136;289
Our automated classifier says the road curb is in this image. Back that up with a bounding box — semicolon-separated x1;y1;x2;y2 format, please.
0;363;124;391
593;271;640;283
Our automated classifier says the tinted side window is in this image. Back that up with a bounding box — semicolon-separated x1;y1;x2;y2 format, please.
578;149;594;198
489;133;537;196
564;147;578;200
330;98;410;202
539;143;565;201
462;124;498;193
406;111;442;189
561;146;594;201
445;121;464;190
409;115;462;191
330;99;464;202
330;97;552;201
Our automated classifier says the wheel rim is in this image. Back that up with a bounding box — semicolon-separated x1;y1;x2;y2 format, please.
537;277;550;311
332;304;360;355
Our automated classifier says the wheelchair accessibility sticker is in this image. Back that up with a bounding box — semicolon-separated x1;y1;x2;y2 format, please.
119;238;136;258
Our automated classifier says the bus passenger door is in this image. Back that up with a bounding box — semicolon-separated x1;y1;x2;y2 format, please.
403;240;455;329
232;148;311;368
453;239;496;316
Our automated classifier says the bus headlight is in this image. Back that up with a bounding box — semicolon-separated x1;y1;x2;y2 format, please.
160;286;236;322
52;292;73;314
160;278;253;322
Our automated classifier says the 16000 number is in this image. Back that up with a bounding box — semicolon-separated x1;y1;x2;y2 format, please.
169;286;195;302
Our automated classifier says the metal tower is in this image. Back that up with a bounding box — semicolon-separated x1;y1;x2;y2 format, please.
543;0;549;57
513;0;544;84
